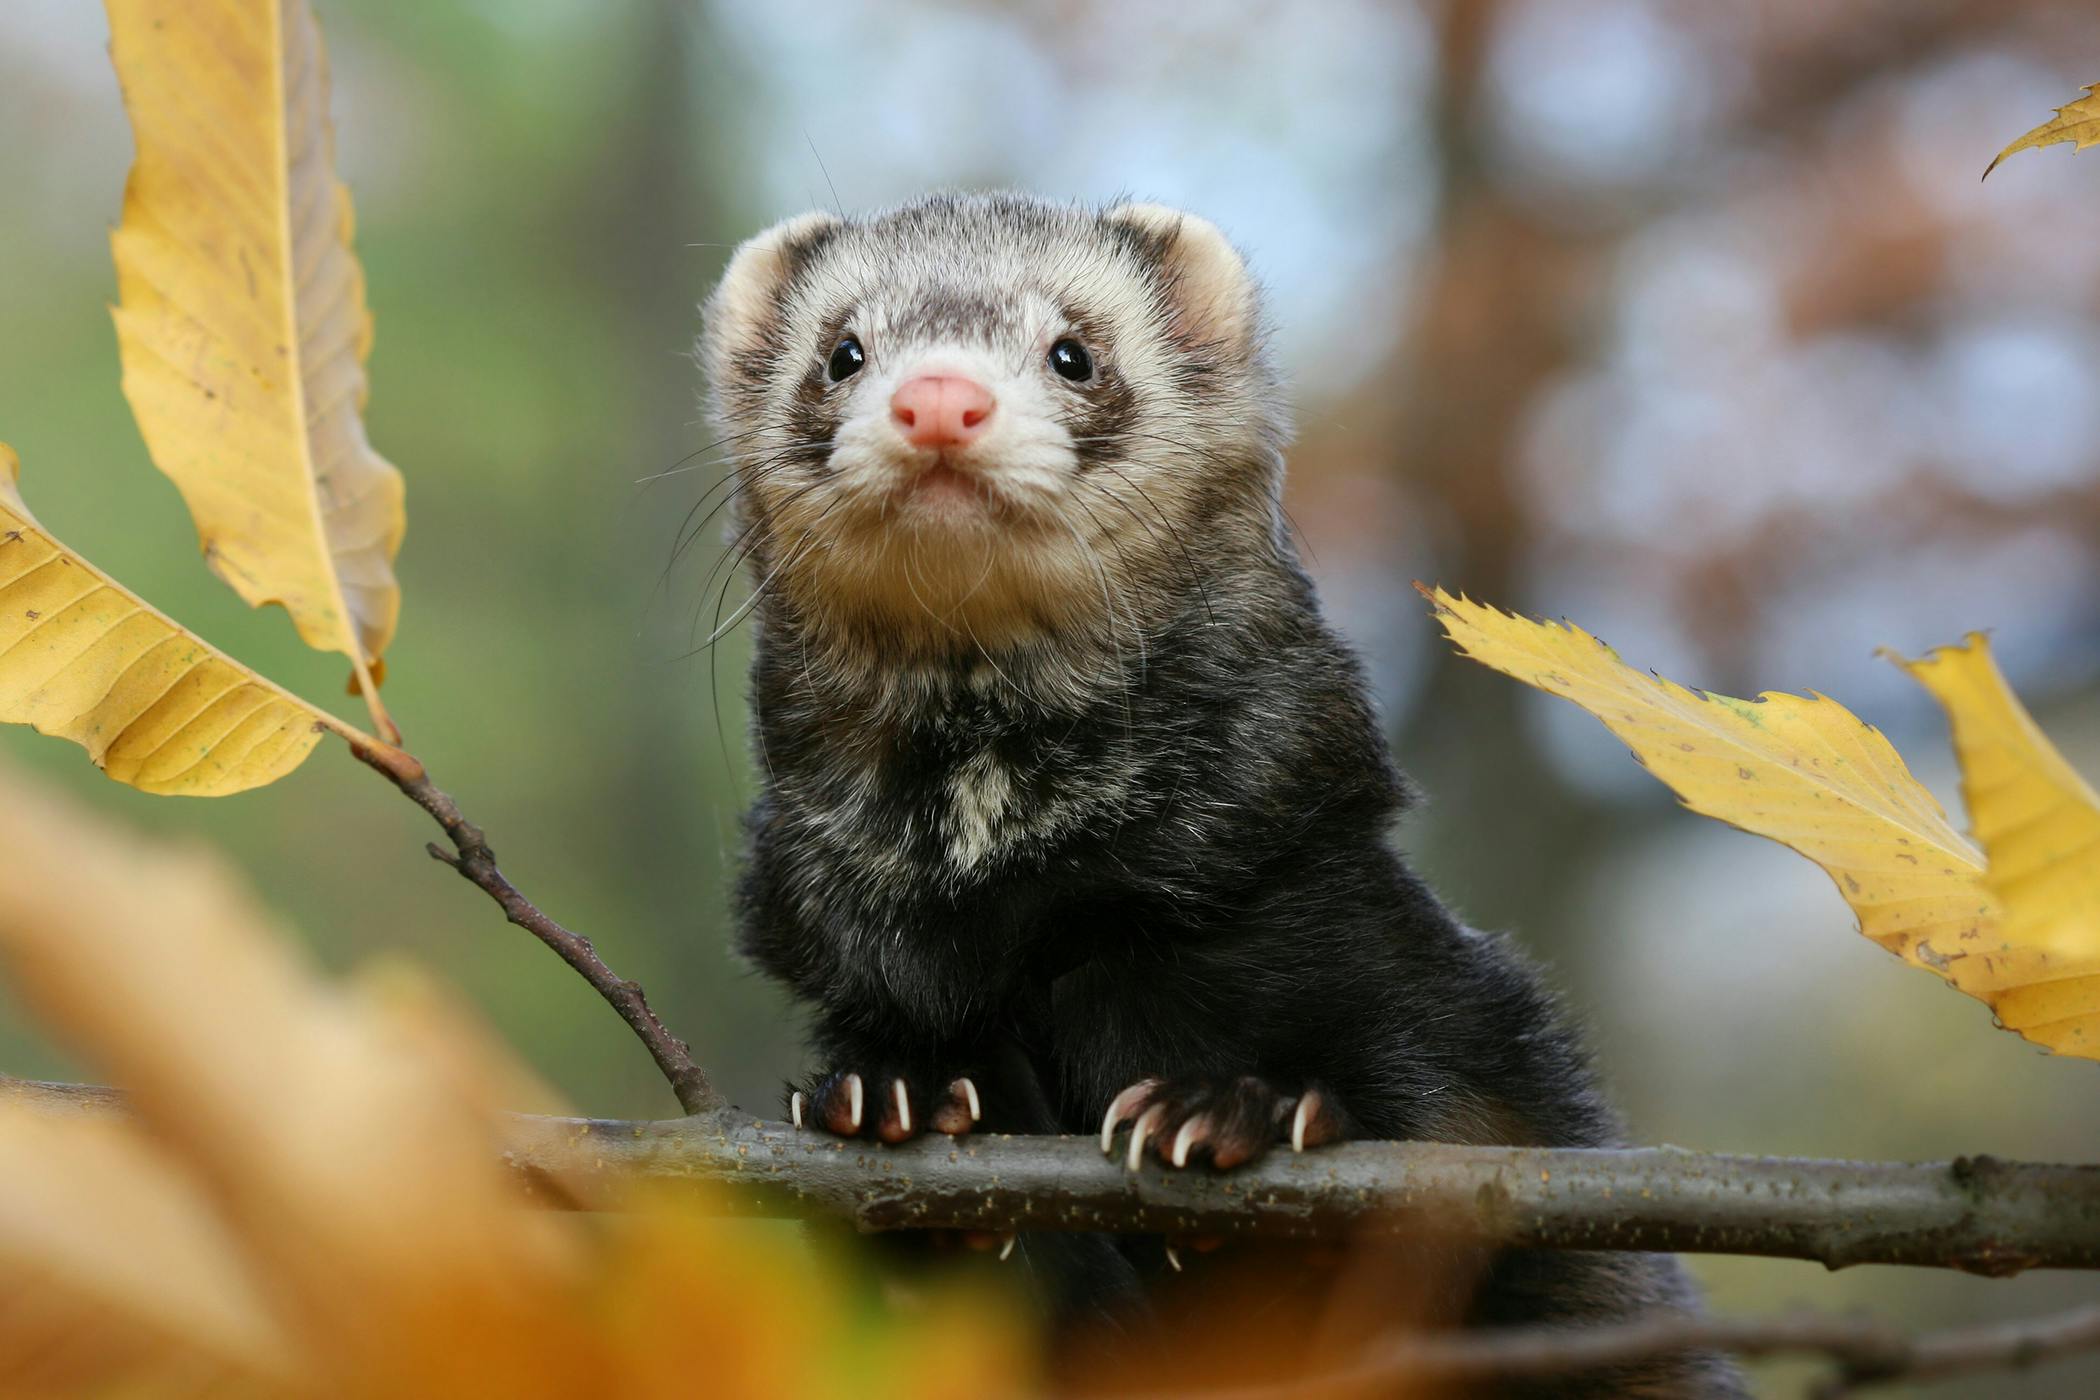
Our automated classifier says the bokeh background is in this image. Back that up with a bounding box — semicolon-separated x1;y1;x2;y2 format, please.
3;2;2097;1393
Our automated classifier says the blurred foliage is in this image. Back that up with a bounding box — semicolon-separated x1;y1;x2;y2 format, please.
0;753;1028;1398
3;3;2098;1394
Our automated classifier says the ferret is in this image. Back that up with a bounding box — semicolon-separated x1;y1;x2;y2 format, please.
699;192;1743;1397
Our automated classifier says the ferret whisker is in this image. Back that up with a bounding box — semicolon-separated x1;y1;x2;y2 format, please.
1056;514;1138;741
1075;467;1219;628
898;535;967;640
704;495;846;652
649;457;808;627
1065;492;1151;692
934;521;1006;617
1113;428;1319;567
962;615;1048;708
665;447;813;584
690;472;836;646
633;423;786;487
693;483;846;790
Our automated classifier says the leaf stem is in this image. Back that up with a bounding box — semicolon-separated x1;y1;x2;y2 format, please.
345;651;399;746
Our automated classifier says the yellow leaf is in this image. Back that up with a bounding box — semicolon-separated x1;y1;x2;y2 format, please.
1985;81;2100;177
108;0;406;732
0;442;355;795
1423;587;1990;959
1895;635;2100;1057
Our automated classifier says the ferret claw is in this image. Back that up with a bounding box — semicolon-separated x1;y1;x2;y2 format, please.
1100;1079;1158;1154
1170;1117;1200;1168
1165;1243;1184;1273
998;1232;1017;1262
957;1075;981;1123
1126;1104;1166;1173
1291;1096;1311;1152
893;1078;911;1135
846;1073;864;1131
791;1091;804;1129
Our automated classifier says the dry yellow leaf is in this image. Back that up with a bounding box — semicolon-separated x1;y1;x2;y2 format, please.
1896;636;2100;1057
108;0;406;730
1425;589;2100;1061
1423;587;1991;961
0;443;356;796
1985;81;2100;177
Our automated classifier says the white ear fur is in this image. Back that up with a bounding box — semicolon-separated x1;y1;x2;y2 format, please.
1105;203;1255;351
702;210;842;368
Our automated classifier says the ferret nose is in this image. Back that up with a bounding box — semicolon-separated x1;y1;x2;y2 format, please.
889;374;996;449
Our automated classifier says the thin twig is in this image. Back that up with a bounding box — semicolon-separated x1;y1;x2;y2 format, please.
1818;1302;2100;1396
8;1081;2094;1273
344;740;719;1114
1150;1304;2100;1398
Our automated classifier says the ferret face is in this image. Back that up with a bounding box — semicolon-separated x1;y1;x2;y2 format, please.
700;194;1285;659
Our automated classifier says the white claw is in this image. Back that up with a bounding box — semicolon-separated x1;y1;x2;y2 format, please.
1165;1243;1184;1273
847;1073;864;1131
1126;1104;1165;1173
894;1078;912;1135
1170;1118;1199;1169
791;1091;804;1129
958;1076;981;1123
1099;1080;1156;1155
1291;1097;1311;1153
998;1232;1017;1262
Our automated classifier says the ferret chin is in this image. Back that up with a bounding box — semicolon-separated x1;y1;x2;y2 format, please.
697;192;1745;1396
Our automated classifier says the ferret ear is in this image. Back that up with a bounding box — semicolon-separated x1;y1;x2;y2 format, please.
701;210;843;373
1104;202;1256;353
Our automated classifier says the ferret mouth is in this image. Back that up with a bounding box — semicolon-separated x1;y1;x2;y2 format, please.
893;461;996;515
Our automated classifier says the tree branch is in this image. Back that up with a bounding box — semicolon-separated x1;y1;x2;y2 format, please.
9;1079;2093;1274
503;1114;2100;1273
344;740;720;1114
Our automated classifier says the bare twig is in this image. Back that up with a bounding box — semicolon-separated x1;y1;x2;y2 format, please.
344;740;719;1114
1814;1302;2100;1397
8;1079;2094;1273
1161;1303;2100;1398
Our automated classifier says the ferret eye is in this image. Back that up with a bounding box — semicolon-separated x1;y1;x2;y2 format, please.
826;336;865;382
1048;338;1094;383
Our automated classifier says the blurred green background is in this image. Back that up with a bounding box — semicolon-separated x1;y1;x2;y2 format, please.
2;2;2097;1394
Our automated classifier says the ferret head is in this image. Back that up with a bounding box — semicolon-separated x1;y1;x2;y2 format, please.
699;193;1287;664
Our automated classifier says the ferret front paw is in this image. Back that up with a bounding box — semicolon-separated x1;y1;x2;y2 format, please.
788;1069;982;1143
1099;1075;1346;1171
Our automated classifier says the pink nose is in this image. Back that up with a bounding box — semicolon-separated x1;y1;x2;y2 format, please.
889;374;996;448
